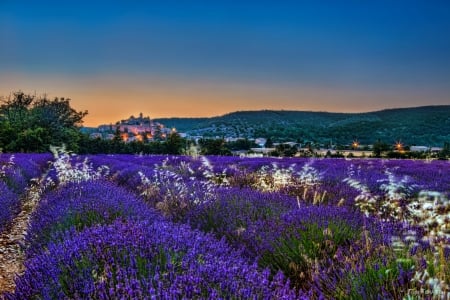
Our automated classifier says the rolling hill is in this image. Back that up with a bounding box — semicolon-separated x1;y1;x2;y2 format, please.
155;106;450;146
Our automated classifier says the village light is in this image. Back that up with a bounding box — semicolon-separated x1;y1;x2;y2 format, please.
121;133;128;142
352;141;359;149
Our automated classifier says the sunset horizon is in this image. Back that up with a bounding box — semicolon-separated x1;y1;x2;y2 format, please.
2;83;448;127
1;74;448;127
2;1;449;127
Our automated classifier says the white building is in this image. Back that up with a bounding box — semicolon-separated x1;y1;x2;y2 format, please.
410;146;429;152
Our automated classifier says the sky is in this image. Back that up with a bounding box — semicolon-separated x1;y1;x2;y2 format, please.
1;1;449;126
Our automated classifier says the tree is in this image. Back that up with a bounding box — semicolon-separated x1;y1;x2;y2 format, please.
372;140;390;158
265;138;274;148
271;144;297;157
437;142;450;160
226;139;256;151
14;127;50;152
0;91;87;152
198;138;231;155
164;132;185;154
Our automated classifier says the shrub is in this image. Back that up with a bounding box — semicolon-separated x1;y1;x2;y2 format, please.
25;180;161;257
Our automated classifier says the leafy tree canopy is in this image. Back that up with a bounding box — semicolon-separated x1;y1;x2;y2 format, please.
0;91;87;152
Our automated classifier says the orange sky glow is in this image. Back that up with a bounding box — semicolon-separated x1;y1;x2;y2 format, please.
1;73;448;127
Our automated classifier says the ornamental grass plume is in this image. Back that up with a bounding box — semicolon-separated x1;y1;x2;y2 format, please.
377;169;417;222
343;176;378;218
285;162;326;205
254;163;295;192
49;145;109;186
253;161;325;205
135;157;224;220
407;190;450;298
344;166;416;222
0;154;15;178
0;154;26;193
137;168;217;220
199;156;230;186
344;163;450;297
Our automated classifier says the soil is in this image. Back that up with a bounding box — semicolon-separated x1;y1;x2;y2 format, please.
0;182;41;294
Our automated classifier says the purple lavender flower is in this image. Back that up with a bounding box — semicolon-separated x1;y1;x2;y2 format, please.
25;180;161;257
8;220;298;299
0;181;19;232
0;153;51;231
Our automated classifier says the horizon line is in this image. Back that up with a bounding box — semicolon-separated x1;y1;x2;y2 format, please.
82;104;450;127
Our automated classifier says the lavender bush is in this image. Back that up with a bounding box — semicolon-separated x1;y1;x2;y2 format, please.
0;181;18;232
8;220;299;299
25;180;161;257
0;153;51;232
20;153;446;298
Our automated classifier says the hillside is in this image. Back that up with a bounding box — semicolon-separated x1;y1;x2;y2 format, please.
154;106;450;146
152;117;209;133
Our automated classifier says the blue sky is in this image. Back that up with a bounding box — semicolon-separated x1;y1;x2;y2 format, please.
1;1;449;125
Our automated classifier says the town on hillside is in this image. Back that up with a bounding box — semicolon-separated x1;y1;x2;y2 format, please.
89;113;180;143
86;113;447;159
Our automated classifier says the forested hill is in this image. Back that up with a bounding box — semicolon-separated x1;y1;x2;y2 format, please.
155;106;450;146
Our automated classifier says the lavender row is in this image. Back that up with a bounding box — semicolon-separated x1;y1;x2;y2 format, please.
8;176;298;298
0;153;52;232
9;220;298;299
0;182;18;232
85;154;449;298
24;180;162;258
87;154;450;201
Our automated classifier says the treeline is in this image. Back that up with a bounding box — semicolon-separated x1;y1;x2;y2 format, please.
0;91;258;156
77;136;260;156
77;132;188;155
1;92;449;159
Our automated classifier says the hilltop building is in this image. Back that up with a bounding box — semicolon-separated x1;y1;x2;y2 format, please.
92;113;174;142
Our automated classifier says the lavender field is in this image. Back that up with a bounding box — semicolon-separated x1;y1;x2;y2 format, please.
1;150;449;299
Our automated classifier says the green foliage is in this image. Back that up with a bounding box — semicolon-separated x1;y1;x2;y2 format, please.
0;121;15;149
271;144;297;157
372;140;390;157
77;133;188;155
0;91;87;152
326;248;415;300
198;138;231;155
225;138;257;151
39;210;124;247
265;138;274;148
259;220;360;289
164;132;185;154
155;106;450;146
14;127;51;152
438;141;450;160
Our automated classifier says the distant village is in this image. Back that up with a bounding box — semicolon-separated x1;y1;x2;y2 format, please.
87;113;446;158
89;113;179;143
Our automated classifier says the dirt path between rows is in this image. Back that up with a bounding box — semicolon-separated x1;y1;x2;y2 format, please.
0;180;42;294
